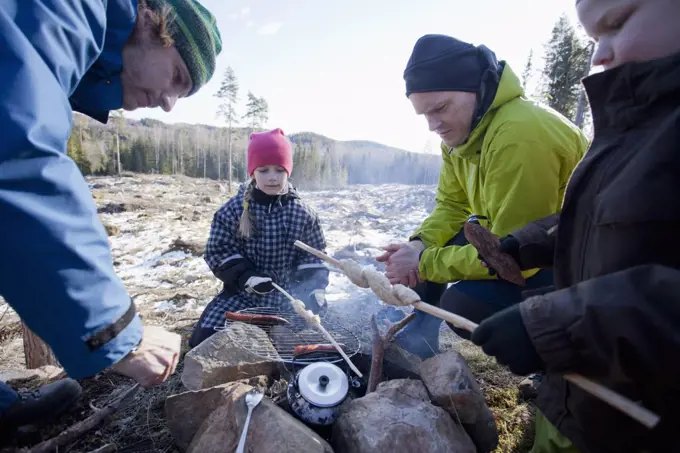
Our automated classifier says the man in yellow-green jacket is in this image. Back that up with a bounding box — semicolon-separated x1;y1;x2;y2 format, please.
377;34;588;371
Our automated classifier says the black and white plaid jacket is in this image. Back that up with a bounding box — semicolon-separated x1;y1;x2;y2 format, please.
198;182;329;330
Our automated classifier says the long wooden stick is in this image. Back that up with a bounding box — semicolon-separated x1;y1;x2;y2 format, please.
271;282;363;378
293;240;661;429
294;241;479;332
295;240;342;267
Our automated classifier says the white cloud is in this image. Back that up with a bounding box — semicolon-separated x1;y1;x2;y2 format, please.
228;7;249;21
257;22;283;35
246;21;254;28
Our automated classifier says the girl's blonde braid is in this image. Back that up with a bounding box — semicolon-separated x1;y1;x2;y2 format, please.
238;180;256;238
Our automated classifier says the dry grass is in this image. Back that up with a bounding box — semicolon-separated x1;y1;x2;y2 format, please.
451;339;536;453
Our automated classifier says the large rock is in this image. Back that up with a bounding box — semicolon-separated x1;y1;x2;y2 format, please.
165;383;238;451
181;322;281;391
419;350;499;453
382;343;423;377
170;382;334;453
332;379;475;453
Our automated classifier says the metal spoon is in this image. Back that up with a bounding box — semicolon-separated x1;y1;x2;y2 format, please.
235;390;264;453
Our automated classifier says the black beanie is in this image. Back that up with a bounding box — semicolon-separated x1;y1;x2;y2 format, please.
403;34;487;97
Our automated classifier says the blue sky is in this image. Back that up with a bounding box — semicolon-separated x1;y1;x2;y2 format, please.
127;0;581;153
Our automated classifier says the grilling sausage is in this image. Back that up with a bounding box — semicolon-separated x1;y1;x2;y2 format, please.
225;312;291;326
293;344;346;356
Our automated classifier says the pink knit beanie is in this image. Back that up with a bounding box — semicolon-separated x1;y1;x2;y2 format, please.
247;128;293;176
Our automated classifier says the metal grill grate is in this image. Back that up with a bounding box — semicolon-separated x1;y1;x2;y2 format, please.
218;307;362;365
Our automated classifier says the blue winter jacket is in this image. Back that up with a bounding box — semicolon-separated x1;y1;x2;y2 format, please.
0;0;143;379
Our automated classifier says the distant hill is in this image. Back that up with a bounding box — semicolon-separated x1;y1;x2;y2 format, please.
67;114;441;188
287;132;441;186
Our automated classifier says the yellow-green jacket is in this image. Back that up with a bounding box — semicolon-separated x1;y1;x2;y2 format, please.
411;64;589;283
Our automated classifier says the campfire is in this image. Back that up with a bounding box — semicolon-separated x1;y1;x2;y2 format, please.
219;306;365;428
169;298;499;453
162;242;502;452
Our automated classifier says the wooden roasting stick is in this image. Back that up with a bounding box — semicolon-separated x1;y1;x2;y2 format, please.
271;282;363;378
294;240;478;331
293;240;661;430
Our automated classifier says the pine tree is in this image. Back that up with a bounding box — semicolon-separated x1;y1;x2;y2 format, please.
215;66;239;191
243;91;262;130
574;41;595;128
242;92;270;180
257;97;269;128
67;129;91;174
521;49;534;91
541;14;591;120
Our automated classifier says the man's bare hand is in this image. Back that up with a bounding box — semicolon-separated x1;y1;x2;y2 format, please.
376;242;406;263
375;241;425;288
111;325;181;388
376;240;425;263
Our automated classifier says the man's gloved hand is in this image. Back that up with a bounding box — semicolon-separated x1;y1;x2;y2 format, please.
470;304;544;376
478;235;522;277
244;276;275;295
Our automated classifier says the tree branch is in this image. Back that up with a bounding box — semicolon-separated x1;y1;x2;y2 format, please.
24;385;138;453
366;312;416;393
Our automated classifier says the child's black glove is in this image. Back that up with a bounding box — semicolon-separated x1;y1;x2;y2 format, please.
470;304;544;376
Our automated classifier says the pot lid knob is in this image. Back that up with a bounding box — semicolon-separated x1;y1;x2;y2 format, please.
319;375;330;388
298;362;349;407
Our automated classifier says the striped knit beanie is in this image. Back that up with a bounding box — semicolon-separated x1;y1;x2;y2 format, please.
146;0;222;96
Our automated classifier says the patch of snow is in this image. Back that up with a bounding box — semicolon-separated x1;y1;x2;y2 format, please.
97;177;436;315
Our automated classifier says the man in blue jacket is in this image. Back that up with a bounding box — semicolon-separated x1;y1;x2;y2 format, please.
0;0;221;430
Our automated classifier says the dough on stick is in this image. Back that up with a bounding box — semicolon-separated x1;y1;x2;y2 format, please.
339;258;420;306
392;284;420;306
291;299;320;326
339;259;370;288
363;270;402;306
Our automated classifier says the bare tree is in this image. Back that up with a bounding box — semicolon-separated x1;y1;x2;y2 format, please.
215;66;240;191
110;110;125;174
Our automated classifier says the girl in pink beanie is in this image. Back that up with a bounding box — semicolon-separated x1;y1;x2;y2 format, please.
189;128;330;347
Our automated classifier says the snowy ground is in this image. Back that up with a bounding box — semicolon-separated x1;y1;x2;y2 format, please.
96;174;437;320
0;173;439;370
